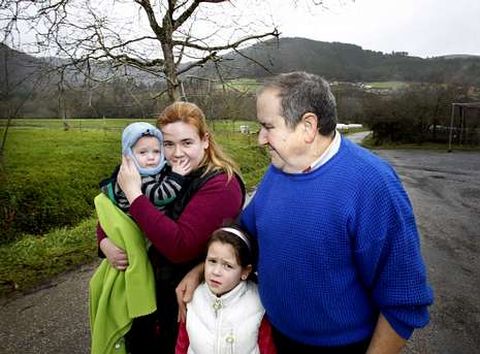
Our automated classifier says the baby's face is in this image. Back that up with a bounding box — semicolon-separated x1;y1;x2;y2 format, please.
132;136;162;168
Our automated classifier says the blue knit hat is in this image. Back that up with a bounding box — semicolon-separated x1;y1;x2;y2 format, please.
122;122;165;176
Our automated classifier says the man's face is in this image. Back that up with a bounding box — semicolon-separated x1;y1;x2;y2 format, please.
256;88;306;173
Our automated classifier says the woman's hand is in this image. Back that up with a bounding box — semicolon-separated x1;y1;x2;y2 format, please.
100;238;129;271
171;158;192;176
175;263;204;322
117;155;143;204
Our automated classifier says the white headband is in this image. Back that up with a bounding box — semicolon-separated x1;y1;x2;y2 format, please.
220;227;251;251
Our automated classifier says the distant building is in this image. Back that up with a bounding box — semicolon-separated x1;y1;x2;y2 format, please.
336;123;363;132
239;125;250;134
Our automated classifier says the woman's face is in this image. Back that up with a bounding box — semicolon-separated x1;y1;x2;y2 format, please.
161;121;209;171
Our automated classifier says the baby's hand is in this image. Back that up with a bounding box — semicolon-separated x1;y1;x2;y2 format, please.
171;159;192;176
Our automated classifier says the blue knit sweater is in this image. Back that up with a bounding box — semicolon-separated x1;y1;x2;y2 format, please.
241;138;433;347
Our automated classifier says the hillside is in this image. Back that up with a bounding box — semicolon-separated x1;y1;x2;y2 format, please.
0;43;55;92
3;38;480;91
0;43;159;93
2;37;480;118
194;37;480;85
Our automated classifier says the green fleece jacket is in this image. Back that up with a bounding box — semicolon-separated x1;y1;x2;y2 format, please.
89;193;156;354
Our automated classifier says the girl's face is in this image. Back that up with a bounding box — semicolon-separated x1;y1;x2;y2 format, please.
161;121;208;171
132;136;162;168
204;241;251;296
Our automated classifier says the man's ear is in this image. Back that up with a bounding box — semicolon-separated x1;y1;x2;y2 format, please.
301;113;319;143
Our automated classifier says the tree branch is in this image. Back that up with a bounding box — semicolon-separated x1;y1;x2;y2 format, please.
135;0;165;39
173;28;279;52
232;47;273;74
176;51;219;75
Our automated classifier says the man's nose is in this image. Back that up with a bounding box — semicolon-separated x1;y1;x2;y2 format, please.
258;128;268;145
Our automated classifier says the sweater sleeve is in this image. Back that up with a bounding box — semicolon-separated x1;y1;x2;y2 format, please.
174;320;189;354
128;173;243;263
144;172;185;207
352;170;433;339
258;316;277;354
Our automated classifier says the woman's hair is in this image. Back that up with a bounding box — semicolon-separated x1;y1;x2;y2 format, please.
156;101;239;179
207;226;256;271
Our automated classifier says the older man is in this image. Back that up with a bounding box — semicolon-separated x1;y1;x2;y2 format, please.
178;72;433;354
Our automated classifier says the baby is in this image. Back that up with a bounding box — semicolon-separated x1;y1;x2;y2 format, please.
100;122;190;212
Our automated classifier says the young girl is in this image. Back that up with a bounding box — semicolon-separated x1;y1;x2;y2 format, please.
175;226;276;354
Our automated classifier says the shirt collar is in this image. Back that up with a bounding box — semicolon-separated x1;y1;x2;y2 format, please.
301;130;342;173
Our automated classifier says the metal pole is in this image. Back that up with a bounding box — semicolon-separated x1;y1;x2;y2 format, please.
448;103;455;152
460;107;465;145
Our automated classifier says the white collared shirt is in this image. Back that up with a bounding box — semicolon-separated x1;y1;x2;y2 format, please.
299;130;342;173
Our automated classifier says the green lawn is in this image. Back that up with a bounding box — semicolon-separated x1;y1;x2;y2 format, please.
213;78;259;93
0;117;157;129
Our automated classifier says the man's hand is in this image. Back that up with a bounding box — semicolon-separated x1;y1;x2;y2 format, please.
100;238;129;271
175;263;204;322
367;314;407;354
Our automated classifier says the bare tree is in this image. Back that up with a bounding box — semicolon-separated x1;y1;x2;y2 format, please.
0;0;286;102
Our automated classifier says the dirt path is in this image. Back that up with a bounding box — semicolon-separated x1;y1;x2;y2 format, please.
1;133;479;353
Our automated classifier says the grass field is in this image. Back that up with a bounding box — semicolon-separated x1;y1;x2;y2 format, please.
0;118;268;296
224;78;259;93
0;118;156;129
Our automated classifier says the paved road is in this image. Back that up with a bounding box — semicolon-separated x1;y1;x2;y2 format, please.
372;147;480;354
1;132;479;353
0;261;98;354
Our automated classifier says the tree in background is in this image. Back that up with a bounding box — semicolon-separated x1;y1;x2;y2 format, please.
0;0;286;102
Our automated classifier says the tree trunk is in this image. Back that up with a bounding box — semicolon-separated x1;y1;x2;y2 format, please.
162;41;180;102
161;11;180;103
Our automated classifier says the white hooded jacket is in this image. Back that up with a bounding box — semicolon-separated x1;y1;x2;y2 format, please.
185;281;265;354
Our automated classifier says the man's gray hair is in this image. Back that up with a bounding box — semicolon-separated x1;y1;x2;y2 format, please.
258;71;337;135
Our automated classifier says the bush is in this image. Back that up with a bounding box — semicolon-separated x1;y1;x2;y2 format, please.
363;84;477;145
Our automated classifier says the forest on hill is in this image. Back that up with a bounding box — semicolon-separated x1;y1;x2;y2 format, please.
195;37;480;86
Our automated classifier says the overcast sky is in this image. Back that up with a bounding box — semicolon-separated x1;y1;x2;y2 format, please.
6;0;479;59
266;0;480;58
